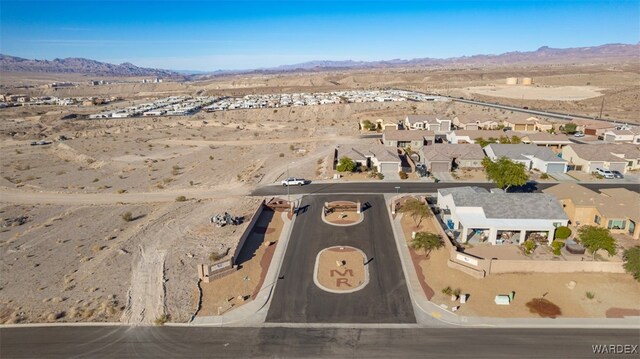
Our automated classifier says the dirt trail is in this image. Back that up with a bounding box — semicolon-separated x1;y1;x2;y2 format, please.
151;135;354;147
121;245;167;324
0;184;250;205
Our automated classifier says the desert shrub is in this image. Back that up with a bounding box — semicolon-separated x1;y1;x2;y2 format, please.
441;286;453;296
154;314;169;326
622;246;640;281
209;251;224;262
117;189;126;194
399;171;408;179
121;212;133;222
585;291;595;299
540;173;549;179
377;172;384;180
93;178;99;183
555;226;571;239
175;196;187;202
279;153;284;157
336;156;356;172
551;240;564;256
523;239;536;255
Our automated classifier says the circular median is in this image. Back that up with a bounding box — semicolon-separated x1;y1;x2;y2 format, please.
313;246;369;294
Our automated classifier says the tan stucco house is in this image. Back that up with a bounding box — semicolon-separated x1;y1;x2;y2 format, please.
544;183;640;239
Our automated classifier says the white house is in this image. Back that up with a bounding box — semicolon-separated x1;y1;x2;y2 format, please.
603;127;640;144
484;144;568;173
339;144;402;173
404;115;451;133
437;187;568;245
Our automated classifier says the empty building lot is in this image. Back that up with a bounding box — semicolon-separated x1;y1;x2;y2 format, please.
266;194;415;324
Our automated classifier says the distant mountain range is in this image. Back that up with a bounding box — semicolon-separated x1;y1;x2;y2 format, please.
245;43;640;73
1;43;638;77
0;54;179;77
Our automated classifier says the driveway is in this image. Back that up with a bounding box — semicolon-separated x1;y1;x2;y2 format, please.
266;194;415;323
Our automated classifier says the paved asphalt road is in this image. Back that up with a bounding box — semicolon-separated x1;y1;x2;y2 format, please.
266;195;415;323
252;181;640;196
402;88;627;124
2;326;639;358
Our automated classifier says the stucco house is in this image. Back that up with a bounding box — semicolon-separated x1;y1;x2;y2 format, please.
521;132;573;148
437;187;568;245
419;144;485;173
338;144;402;173
543;183;640;239
403;115;452;132
383;128;435;148
452;115;500;130
502;116;538;132
446;130;521;144
572;119;617;136
603;127;640;144
561;144;633;173
484;144;568;173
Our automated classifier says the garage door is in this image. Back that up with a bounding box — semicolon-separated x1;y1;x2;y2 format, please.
608;163;626;172
546;163;566;173
379;162;399;172
430;161;450;173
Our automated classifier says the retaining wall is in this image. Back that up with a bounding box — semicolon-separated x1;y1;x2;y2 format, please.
231;200;267;266
489;259;625;274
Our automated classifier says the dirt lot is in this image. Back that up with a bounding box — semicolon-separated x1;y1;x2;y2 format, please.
399;214;640;318
198;209;284;317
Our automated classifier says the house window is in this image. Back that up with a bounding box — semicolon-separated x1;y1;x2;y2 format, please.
608;219;626;230
628;161;633;167
594;215;601;225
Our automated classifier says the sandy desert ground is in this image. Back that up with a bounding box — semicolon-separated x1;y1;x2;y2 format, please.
1;62;638;324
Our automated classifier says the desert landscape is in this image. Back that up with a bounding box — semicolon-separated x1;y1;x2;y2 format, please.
1;45;639;325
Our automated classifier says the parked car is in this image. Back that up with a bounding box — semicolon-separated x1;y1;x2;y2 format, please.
611;170;624;179
281;177;306;186
595;168;614;179
573;132;585;137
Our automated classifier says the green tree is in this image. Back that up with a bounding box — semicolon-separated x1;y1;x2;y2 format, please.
510;135;522;144
622;246;640;282
336;156;356;172
475;137;498;147
361;120;375;131
578;225;616;260
481;156;529;192
562;122;577;134
498;136;510;144
400;198;431;227
411;232;444;257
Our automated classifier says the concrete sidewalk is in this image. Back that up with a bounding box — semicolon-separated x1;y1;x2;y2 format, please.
385;194;640;329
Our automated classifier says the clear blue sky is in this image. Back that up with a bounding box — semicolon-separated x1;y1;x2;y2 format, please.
1;0;638;71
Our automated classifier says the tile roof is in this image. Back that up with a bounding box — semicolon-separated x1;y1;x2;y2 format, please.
422;144;485;162
341;144;401;163
543;183;640;222
486;144;567;162
565;144;635;162
522;133;571;143
439;187;568;220
384;128;435;141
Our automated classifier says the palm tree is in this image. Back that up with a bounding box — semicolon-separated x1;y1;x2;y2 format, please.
411;232;444;258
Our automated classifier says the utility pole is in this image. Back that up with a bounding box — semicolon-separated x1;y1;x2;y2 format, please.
598;96;605;119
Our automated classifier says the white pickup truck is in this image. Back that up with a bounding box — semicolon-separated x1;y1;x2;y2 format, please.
281;177;306;186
